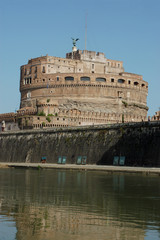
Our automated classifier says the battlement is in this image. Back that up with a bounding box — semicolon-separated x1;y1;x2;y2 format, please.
66;49;107;63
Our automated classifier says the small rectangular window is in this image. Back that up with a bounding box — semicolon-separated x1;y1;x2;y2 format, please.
111;78;114;83
57;76;59;81
42;66;45;73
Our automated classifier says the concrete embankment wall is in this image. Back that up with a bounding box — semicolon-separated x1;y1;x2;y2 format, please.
0;122;160;166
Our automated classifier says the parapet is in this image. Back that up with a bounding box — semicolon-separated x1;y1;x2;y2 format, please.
66;49;106;63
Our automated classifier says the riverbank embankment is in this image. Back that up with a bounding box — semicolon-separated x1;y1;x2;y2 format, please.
0;162;160;176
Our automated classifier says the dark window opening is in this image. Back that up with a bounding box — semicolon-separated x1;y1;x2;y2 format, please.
128;80;131;84
96;78;106;82
134;82;139;86
57;76;59;81
142;83;145;87
118;79;125;84
65;76;74;81
42;66;45;73
80;76;90;81
111;78;114;83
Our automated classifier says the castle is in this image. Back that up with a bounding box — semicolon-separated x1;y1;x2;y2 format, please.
0;45;149;130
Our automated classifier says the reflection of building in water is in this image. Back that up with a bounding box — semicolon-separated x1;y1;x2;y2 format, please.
15;205;145;240
0;170;159;240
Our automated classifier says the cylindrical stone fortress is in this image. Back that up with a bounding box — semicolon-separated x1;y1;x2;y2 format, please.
19;49;148;126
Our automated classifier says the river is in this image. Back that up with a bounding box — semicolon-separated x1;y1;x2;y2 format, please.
0;168;160;240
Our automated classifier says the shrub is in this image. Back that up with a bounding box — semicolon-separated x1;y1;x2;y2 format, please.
46;116;51;122
38;111;46;116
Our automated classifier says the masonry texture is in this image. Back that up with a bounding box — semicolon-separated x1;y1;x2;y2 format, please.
20;49;148;127
0;121;160;167
0;48;149;131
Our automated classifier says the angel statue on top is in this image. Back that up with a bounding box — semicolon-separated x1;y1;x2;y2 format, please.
71;38;79;47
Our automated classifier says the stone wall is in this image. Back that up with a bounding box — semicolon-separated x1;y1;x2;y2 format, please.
0;121;160;167
18;50;148;125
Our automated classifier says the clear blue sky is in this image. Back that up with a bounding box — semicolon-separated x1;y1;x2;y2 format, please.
0;0;159;116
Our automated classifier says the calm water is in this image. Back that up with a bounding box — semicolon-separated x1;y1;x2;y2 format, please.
0;168;160;240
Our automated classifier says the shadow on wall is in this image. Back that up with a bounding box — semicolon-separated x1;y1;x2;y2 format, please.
97;128;160;167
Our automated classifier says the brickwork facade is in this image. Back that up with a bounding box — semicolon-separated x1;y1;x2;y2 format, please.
0;49;149;130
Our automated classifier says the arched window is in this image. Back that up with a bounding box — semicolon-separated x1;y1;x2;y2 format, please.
134;81;139;86
80;76;90;81
65;76;74;81
96;78;106;82
118;79;125;83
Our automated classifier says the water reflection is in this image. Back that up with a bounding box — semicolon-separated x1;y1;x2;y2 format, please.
0;168;160;240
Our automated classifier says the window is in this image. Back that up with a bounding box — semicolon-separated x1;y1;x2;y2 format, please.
42;66;45;73
111;78;114;83
96;78;106;82
118;63;120;67
57;76;59;81
80;76;90;81
92;64;94;69
134;81;139;86
118;79;125;83
128;80;131;84
35;66;37;73
27;91;31;99
65;76;74;81
142;83;145;87
43;79;45;82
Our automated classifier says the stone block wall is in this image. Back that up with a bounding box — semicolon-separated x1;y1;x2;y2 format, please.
0;122;160;167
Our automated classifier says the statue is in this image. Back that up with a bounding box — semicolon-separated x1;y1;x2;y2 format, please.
71;38;79;47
